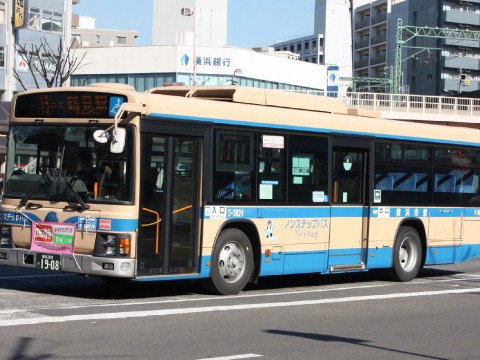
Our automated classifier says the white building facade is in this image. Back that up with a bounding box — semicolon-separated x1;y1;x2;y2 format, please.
272;0;353;83
152;0;227;47
71;45;329;92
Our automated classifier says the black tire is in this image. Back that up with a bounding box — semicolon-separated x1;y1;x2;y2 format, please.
207;228;254;295
390;226;422;282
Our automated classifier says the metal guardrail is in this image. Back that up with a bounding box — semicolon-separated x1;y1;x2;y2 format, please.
295;91;480;117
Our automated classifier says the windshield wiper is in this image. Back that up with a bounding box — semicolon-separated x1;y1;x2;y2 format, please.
55;145;90;212
18;170;51;208
59;170;90;212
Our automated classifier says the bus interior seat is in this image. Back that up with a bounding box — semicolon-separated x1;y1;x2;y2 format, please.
214;172;235;200
453;170;476;193
392;172;416;191
434;173;456;193
415;173;428;192
375;174;394;190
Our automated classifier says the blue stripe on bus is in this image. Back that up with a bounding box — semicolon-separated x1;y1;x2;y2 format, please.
204;206;480;220
0;211;138;232
148;112;480;147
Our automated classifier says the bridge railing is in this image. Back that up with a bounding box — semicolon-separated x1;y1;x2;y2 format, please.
294;90;480;117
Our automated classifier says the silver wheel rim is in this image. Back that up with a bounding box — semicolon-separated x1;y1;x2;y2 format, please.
218;242;246;283
399;236;418;272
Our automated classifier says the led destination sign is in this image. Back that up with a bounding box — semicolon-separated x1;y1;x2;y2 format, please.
15;92;127;119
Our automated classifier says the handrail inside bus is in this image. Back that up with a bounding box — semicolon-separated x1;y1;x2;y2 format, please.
141;205;193;255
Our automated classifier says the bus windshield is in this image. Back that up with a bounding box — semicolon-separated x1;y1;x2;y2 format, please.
4;124;133;204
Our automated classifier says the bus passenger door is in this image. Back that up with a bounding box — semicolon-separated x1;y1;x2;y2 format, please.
329;139;371;272
138;132;203;276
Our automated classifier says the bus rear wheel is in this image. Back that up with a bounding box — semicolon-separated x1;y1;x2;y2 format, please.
207;228;253;295
390;226;422;282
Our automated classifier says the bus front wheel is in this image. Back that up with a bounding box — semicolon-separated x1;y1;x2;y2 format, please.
390;226;422;282
207;228;253;295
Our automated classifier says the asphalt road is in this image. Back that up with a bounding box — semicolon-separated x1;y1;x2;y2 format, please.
0;259;479;360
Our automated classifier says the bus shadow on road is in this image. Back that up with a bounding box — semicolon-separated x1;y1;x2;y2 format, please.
0;266;465;300
244;267;462;293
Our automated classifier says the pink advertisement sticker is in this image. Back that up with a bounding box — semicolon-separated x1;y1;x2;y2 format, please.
30;222;76;255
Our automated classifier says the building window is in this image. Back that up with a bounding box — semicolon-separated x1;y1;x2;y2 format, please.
312;40;317;48
117;36;127;45
29;8;41;30
42;11;63;32
305;41;309;50
28;8;63;32
0;2;5;25
72;33;81;43
0;47;4;67
297;43;302;52
96;35;101;43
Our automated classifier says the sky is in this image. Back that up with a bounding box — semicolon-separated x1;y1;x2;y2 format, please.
73;0;315;48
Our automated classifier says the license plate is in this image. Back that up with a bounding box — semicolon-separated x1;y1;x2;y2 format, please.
36;253;61;271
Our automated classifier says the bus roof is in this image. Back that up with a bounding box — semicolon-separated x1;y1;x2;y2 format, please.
148;85;378;118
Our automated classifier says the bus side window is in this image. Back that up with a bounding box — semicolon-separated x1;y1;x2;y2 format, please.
288;135;328;204
258;134;285;201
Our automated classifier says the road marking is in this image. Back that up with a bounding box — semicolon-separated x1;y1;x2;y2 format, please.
196;354;262;360
0;287;479;327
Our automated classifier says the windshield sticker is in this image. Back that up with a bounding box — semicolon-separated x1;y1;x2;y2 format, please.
77;216;97;231
30;222;75;255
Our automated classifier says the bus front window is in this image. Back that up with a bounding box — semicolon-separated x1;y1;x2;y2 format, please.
4;125;133;204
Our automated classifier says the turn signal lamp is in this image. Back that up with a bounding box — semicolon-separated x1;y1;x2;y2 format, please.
119;237;130;256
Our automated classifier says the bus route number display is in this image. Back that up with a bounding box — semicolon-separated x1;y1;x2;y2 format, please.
15;92;127;119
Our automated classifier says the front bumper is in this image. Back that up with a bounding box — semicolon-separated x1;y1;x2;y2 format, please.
0;248;136;278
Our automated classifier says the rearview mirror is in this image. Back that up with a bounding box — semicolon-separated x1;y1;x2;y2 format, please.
93;129;110;143
110;128;126;153
93;128;126;153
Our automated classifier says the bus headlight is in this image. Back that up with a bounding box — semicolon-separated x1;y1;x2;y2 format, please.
0;226;12;248
94;233;131;258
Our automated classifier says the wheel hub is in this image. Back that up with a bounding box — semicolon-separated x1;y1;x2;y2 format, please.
218;243;245;283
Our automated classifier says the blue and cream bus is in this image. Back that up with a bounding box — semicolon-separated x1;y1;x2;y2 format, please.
1;84;480;295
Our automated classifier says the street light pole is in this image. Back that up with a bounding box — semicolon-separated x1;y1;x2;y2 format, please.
181;7;196;85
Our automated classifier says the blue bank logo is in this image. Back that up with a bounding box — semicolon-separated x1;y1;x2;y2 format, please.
181;54;190;66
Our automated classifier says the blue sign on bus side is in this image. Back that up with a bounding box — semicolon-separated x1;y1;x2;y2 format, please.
109;97;125;117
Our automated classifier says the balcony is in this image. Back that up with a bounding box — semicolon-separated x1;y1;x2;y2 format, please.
354;59;370;69
371;34;387;46
371;13;387;25
445;9;480;26
444;56;480;71
355;39;370;50
370;55;386;65
355;18;370;30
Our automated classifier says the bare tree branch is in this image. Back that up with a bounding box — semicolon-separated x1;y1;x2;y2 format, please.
14;36;86;89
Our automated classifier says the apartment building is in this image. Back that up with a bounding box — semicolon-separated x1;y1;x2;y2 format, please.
271;0;353;81
408;0;480;95
353;0;480;95
353;0;390;84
